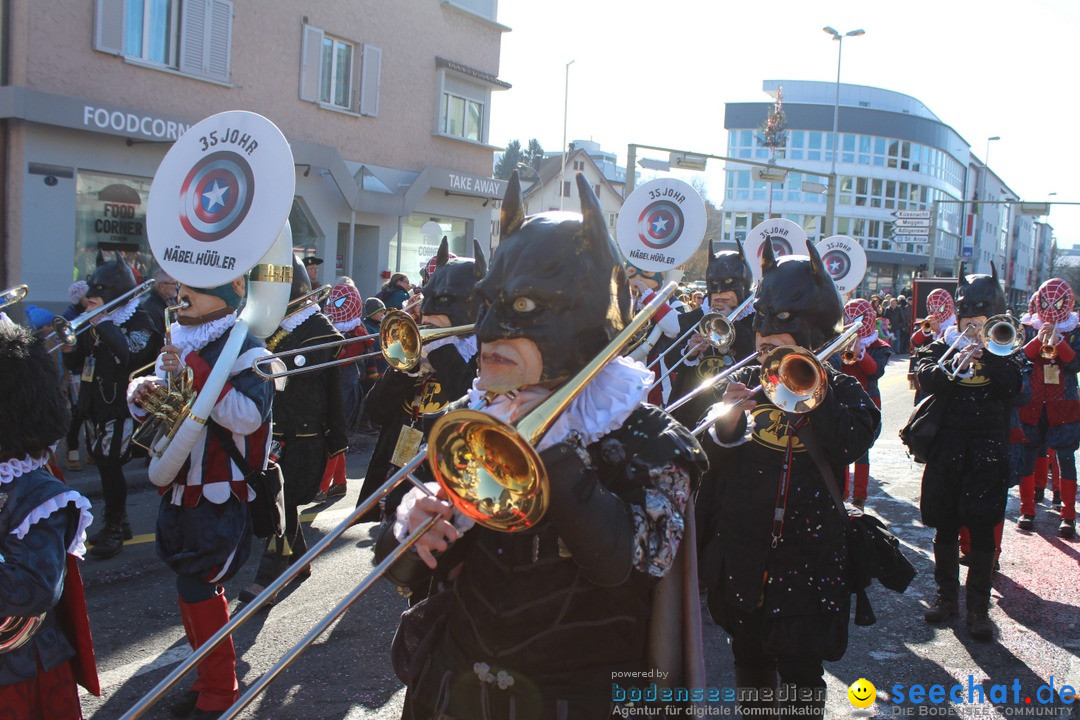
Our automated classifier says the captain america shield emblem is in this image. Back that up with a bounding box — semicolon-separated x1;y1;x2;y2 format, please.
822;249;851;282
178;151;255;242
637;200;684;250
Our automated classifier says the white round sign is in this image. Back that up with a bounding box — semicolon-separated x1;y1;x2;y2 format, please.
743;218;808;283
147;111;295;288
815;235;867;295
616;178;706;272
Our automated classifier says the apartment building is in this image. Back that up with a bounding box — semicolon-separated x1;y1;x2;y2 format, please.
0;0;509;309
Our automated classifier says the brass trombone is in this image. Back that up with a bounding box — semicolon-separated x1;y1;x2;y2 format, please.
937;314;1022;379
0;284;28;310
120;283;679;719
283;283;332;319
251;309;474;379
44;280;156;352
645;312;737;393
692;318;864;435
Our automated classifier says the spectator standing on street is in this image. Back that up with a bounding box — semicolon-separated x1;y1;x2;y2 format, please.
376;272;411;310
302;256;323;285
141;268;178;337
897;296;912;354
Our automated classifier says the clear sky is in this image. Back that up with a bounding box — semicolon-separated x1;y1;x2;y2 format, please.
489;0;1080;248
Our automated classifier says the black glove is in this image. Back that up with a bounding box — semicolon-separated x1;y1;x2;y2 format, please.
541;440;634;587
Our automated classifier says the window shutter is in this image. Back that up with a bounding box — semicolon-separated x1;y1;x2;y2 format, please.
359;44;382;117
179;0;208;76
94;0;124;55
299;25;324;102
205;0;233;82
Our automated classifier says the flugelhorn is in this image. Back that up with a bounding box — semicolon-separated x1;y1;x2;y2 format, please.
45;280;156;352
0;284;28;311
693;318;864;435
251;309;475;379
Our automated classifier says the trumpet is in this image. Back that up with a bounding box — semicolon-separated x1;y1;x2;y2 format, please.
45;280;156;352
251;308;474;379
1040;322;1058;360
917;317;935;334
0;284;28;311
131;300;195;455
937;314;1022;379
692;318;865;435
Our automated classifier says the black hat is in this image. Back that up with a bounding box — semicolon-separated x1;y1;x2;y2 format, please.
0;323;70;460
364;297;386;319
290;255;313;301
302;257;324;268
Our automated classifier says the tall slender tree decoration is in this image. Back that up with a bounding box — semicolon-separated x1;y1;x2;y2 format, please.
757;87;788;216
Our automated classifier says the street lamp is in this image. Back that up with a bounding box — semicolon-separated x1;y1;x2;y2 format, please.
985;136;1000;168
517;162;544;213
822;26;865;239
559;59;575;211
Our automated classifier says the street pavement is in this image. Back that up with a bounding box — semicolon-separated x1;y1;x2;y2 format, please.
70;356;1079;719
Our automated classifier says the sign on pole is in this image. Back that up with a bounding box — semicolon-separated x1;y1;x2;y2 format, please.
892;210;931;220
893;217;931;228
890;226;930;237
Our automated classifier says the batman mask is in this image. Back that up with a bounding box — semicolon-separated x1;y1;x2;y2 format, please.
87;251;137;304
420;236;487;327
705;237;753;303
752;238;843;349
954;261;1005;320
289;255;313;302
474;171;632;385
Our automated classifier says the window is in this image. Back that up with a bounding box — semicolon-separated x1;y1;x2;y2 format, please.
319;36;353;108
573;161;585;171
439;73;488;142
95;0;233;83
561;181;571;197
608;213;617;229
594;184;601;197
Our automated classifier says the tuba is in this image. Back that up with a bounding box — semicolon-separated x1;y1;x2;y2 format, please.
137;111;296;486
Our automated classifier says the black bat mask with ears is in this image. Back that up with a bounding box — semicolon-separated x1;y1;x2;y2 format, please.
705;237;753;302
752;238;844;349
474;171;633;385
954;261;1006;320
420;236;488;327
87;250;137;304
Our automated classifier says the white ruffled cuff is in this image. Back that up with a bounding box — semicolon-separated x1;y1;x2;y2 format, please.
708;410;755;448
392;482;474;545
10;490;94;560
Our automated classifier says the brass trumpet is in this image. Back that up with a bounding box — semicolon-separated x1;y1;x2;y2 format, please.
1040;322;1058;360
251;308;474;379
917;317;935;333
131;300;195;455
0;284;28;311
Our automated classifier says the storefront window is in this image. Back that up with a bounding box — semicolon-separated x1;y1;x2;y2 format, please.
388;214;469;275
75;170;154;282
289;199;322;257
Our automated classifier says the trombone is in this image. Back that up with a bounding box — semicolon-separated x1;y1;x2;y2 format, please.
644;293;754;371
45;280;156;352
121;283;679;719
251;309;474;379
645;312;736;393
0;284;28;310
692;317;865;436
283;283;332;319
937;314;1022;379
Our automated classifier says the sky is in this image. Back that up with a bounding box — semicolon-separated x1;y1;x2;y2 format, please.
489;0;1080;248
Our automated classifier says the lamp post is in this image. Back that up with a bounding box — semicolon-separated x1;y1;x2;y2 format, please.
822;26;864;240
559;59;575;211
517;162;544;214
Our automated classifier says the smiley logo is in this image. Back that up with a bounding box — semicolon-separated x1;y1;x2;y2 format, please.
848;678;876;708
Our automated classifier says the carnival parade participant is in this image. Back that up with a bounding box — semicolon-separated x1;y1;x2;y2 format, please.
378;172;706;719
0;322;98;719
667;239;757;427
240;258;347;604
626;265;688;406
128;277;273;717
1017;278;1080;537
62;253;161;558
354;238;485;524
830;297;892;509
916;264;1022;642
698;238;880;718
908;288;956;402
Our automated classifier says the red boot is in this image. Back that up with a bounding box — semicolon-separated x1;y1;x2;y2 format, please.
1018;474;1036;527
958;527;971;565
852;463;870;509
1060;478;1077;538
180;590;238;712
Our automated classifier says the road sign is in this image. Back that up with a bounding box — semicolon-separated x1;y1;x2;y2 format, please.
1019;202;1051;216
890;226;929;237
893;234;929;242
893;210;931;219
638;158;670;171
893;217;931;228
669;152;708;171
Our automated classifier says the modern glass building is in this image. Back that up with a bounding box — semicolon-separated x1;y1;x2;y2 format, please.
718;80;980;296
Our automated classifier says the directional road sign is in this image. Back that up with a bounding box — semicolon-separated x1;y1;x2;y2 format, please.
893;217;931;228
890;226;930;237
893;210;931;220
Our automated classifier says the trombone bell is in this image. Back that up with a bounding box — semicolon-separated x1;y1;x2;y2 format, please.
761;347;829;413
0;284;28;311
699;313;735;354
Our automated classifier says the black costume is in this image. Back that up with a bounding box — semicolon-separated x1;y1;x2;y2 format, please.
916;263;1022;640
378;172;707;720
699;239;880;717
62;255;160;557
356;238;486;522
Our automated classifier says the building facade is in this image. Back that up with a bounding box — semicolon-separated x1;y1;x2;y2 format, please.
519;142;624;233
717;80;1048;299
1;0;509;311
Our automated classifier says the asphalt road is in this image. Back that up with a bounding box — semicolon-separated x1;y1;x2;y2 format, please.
69;356;1079;719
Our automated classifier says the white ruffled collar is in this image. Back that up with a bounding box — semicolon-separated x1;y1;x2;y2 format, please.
701;297;753;322
334;317;364;334
279;304;318;333
943;322;977;349
465;355;652;452
1054;312;1079;334
0;454;51;486
99;296;141;326
170;313;237;356
855;333;877;353
424;334;478;363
